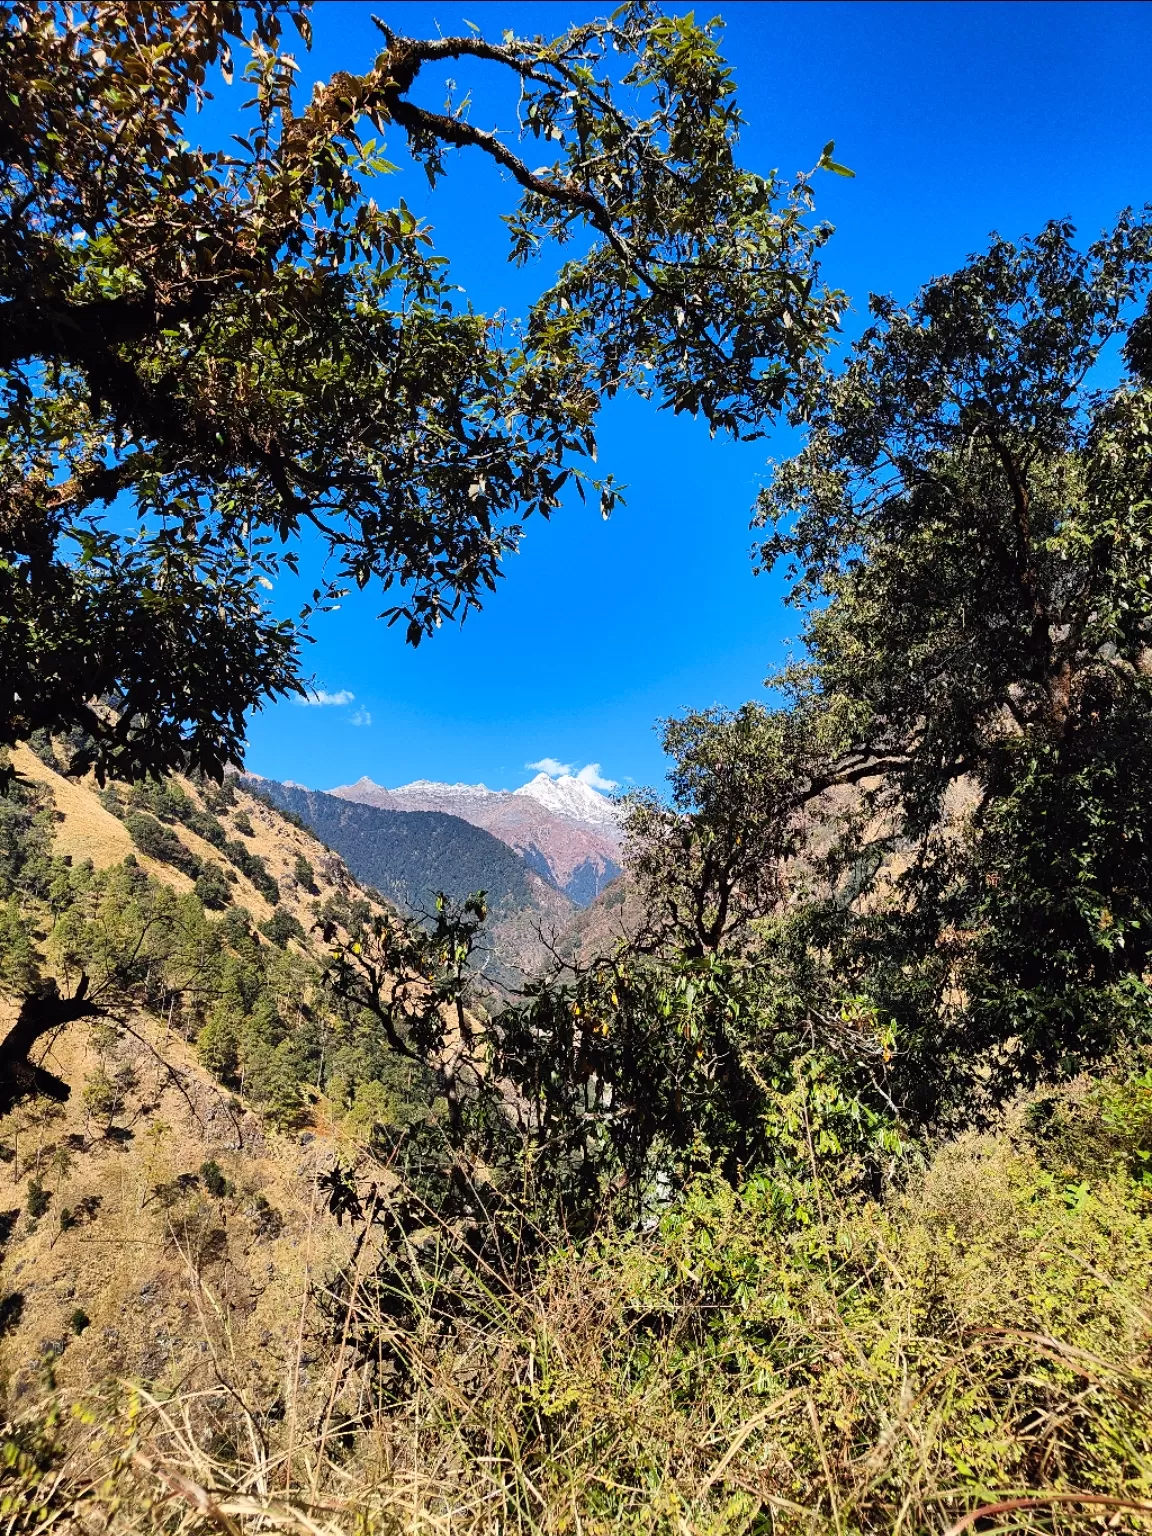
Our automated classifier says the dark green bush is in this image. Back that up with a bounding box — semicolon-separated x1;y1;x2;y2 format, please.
194;862;232;910
123;813;202;880
25;1181;49;1219
259;909;305;948
199;1160;233;1199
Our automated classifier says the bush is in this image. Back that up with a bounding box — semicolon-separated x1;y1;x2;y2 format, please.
69;1308;90;1335
26;730;60;772
81;1068;125;1127
310;1105;1152;1534
25;1180;49;1219
199;1160;233;1199
194;862;232;910
123;812;202;880
293;854;317;893
233;812;255;837
222;837;279;904
197;776;236;812
259;909;305;949
247;1193;283;1238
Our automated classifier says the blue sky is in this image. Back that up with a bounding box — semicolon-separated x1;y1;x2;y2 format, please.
239;0;1152;794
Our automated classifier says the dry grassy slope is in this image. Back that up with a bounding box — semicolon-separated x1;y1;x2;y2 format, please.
10;744;378;937
0;1009;358;1417
0;758;396;1410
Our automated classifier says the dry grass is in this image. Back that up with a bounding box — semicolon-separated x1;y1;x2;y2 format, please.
11;745;156;880
4;1104;1151;1536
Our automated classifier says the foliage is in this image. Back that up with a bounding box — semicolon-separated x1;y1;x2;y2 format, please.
257;908;305;949
0;898;41;996
14;1084;1140;1536
193;864;232;912
623;704;817;956
0;0;843;784
123;812;203;882
80;1067;129;1129
24;1180;48;1220
0;772;55;902
198;1160;233;1199
611;213;1152;1127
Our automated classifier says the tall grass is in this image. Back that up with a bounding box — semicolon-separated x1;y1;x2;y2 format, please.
4;1101;1152;1534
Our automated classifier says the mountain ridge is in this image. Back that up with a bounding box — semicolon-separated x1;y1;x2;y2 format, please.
246;776;576;985
328;772;623;906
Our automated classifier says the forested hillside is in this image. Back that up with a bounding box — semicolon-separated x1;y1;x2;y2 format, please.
249;777;538;914
248;776;575;982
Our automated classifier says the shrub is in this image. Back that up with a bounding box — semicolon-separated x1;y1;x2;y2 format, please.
247;1193;283;1239
123;812;202;880
198;776;237;812
259;909;305;949
81;1068;124;1128
25;1180;49;1219
69;1308;90;1335
194;862;232;911
199;1160;233;1199
233;812;255;837
222;838;279;904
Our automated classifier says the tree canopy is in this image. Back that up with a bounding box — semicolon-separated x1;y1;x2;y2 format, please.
0;0;846;784
734;213;1152;1117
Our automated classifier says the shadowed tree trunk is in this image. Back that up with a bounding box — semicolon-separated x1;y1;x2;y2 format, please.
0;975;97;1114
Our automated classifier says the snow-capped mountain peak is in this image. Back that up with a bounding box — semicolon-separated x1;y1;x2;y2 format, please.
392;778;497;801
514;772;620;827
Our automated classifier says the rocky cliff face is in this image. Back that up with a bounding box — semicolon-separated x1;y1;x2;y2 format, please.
330;774;623;907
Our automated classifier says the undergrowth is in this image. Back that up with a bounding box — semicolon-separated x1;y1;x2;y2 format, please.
3;1086;1151;1535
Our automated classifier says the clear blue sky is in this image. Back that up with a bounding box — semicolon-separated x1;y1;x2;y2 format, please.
239;0;1152;794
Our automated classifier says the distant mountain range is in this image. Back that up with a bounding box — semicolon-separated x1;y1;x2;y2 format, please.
246;777;577;987
329;772;623;906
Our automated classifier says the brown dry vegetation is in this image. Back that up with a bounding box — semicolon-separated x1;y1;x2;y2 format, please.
3;767;1152;1535
3;1075;1152;1534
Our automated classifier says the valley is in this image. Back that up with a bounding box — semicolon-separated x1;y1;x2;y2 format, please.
328;771;623;907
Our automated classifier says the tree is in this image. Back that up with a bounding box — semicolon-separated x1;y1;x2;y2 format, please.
1;0;847;784
322;890;488;1165
755;214;1152;1116
623;704;816;957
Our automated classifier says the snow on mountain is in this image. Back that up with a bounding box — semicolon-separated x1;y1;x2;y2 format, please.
328;771;623;906
392;778;500;802
514;772;620;828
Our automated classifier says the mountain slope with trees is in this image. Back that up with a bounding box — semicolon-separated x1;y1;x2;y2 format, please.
249;776;575;982
330;775;622;905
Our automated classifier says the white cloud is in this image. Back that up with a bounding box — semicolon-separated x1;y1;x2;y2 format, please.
350;708;372;727
295;688;354;707
576;762;617;792
526;756;574;778
527;756;618;791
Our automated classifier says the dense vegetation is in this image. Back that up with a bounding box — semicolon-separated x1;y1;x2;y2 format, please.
0;772;439;1132
0;0;846;784
3;3;1152;1530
